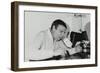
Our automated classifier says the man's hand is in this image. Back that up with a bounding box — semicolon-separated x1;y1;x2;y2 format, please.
75;45;82;53
68;45;82;55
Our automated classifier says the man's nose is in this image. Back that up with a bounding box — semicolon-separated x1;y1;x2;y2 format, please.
61;33;65;36
60;34;64;38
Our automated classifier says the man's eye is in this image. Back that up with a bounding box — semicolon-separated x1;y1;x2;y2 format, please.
60;31;65;33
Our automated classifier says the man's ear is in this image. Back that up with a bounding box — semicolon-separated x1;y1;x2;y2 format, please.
52;25;56;31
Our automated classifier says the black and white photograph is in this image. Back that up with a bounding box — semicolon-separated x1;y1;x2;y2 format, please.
25;11;91;62
11;1;97;71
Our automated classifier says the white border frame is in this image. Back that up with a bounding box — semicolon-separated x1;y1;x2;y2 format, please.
18;4;96;68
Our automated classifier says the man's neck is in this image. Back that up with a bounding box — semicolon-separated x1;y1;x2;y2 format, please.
50;28;55;42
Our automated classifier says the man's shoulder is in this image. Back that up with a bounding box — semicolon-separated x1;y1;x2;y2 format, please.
37;29;49;36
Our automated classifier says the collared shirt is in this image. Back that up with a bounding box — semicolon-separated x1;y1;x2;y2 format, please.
29;29;76;60
29;29;55;60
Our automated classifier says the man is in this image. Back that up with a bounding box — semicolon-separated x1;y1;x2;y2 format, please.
29;19;82;61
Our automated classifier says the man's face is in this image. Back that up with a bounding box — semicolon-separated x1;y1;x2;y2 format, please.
52;25;67;41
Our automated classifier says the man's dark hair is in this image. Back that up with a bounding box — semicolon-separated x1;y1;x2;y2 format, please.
51;19;67;30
